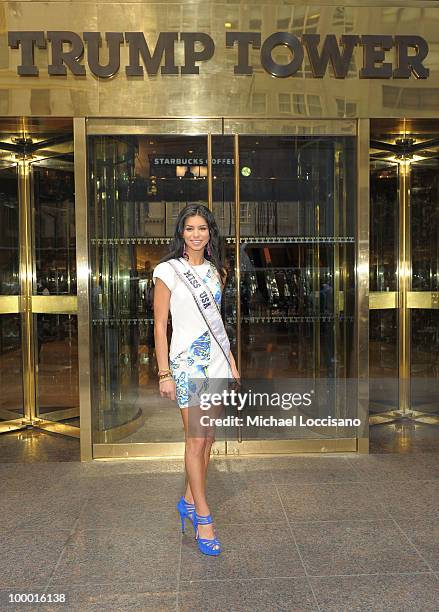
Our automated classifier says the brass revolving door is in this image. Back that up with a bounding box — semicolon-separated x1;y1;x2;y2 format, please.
0;118;79;438
370;119;439;426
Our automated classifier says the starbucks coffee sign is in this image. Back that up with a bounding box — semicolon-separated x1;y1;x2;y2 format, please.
8;31;430;79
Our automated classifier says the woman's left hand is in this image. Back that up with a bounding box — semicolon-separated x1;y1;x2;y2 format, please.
231;364;240;382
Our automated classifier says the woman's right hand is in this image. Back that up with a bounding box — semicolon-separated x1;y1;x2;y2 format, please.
159;379;176;401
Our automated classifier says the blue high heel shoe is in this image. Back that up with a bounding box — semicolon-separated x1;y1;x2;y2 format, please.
176;496;196;536
194;513;222;556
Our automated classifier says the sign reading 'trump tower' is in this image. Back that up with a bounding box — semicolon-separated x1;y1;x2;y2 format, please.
7;31;430;79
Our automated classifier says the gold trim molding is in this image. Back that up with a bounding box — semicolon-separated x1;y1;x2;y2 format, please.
407;291;439;309
87;118;223;136
227;438;357;454
0;419;27;434
35;419;80;438
369;291;398;309
0;296;20;314
93;438;358;459
95;409;146;444
31;295;78;314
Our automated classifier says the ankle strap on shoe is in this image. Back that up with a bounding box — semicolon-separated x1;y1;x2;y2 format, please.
195;513;213;524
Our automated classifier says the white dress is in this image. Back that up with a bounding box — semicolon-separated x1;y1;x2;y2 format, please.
153;259;231;408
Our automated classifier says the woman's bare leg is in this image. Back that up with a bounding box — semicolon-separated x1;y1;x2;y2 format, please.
180;407;216;540
184;438;213;503
183;404;218;502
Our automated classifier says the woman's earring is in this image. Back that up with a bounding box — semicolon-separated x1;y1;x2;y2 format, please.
183;243;189;260
207;241;212;257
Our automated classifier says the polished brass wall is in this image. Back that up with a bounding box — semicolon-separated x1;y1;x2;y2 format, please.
2;3;439;119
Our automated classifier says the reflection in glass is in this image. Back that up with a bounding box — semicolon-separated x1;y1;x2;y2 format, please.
88;135;208;442
369;310;399;414
0;315;23;420
411;159;439;291
370;161;398;292
35;314;79;424
237;135;357;440
0;166;19;295
238;136;356;370
0;169;23;424
411;310;439;415
33;167;76;295
212;136;236;355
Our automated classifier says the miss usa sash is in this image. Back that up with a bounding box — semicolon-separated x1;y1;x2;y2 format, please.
167;258;236;379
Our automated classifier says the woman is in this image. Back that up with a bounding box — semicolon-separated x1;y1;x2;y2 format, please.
153;204;240;556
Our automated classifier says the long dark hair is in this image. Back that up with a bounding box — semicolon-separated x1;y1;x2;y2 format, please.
163;204;225;280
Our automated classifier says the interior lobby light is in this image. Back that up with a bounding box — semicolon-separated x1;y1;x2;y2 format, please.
387;153;425;165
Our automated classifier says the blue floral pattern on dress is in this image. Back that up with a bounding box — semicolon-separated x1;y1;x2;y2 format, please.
205;266;222;307
173;371;189;406
170;331;211;407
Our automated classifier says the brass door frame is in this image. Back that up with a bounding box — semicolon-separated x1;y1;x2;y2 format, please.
0;122;79;438
398;162;411;415
83;118;367;460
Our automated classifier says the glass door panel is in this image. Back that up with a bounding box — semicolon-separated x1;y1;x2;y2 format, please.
33;166;77;296
369;161;399;421
0;165;20;296
35;314;79;430
0;165;24;432
234;133;358;446
411;158;439;293
369;310;399;420
370;161;399;293
409;159;439;421
212;135;237;368
88;131;218;446
0;315;24;429
31;162;79;436
411;310;439;418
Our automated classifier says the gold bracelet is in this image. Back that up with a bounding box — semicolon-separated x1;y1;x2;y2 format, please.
158;369;171;377
159;376;173;384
